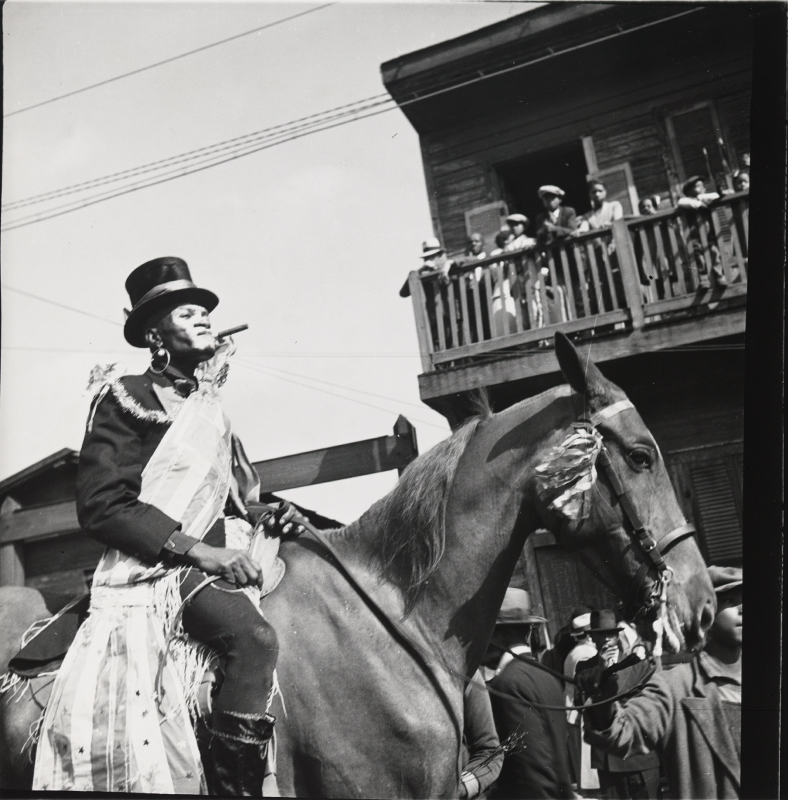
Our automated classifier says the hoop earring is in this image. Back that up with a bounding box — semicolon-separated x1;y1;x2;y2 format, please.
150;347;170;374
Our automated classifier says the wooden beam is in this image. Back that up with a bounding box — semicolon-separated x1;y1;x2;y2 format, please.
0;497;25;585
0;500;80;546
253;416;419;494
418;307;747;400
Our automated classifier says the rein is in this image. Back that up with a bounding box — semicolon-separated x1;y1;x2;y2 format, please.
582;399;697;656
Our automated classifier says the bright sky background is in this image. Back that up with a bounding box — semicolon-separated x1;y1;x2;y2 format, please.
1;0;533;523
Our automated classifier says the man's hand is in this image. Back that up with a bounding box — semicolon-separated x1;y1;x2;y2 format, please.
543;221;558;232
459;771;480;800
256;501;308;537
182;541;263;587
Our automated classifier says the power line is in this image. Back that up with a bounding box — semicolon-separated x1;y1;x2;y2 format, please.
2;93;392;211
237;357;433;414
2;7;701;230
3;4;334;119
1;284;123;326
234;359;447;430
1;102;397;232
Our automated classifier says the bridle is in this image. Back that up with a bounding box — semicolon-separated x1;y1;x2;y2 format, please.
580;399;697;649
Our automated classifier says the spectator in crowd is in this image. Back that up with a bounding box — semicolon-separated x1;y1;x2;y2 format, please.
582;567;742;800
400;237;453;298
488;588;574;799
732;170;749;192
563;607;599;794
677;176;720;209
461;670;504;799
535;185;578;249
491;228;515;255
577;610;661;800
577;180;624;232
638;197;657;216
506;213;537;251
466;232;487;260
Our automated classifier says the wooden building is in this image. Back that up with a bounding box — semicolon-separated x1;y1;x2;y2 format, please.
383;2;749;637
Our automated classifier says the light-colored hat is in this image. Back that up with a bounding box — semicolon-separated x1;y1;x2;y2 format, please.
506;213;529;225
708;565;742;593
420;237;444;259
538;185;565;198
569;605;592;635
496;588;548;625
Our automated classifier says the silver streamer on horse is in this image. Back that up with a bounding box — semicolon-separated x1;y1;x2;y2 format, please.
534;423;604;520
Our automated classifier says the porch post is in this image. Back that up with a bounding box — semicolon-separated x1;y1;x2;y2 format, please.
612;220;645;330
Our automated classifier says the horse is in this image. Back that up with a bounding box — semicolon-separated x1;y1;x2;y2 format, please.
0;333;716;796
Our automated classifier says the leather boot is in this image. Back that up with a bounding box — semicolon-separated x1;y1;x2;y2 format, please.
204;710;276;796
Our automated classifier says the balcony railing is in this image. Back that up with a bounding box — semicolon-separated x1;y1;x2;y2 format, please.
408;192;748;371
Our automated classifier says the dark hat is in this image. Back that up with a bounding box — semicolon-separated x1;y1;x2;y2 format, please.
123;257;219;348
496;588;548;625
587;609;623;633
682;175;705;196
707;565;742;594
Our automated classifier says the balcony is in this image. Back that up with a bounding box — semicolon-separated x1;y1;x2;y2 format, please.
408;193;748;401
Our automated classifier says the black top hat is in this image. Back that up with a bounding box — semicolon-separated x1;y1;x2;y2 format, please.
123;257;219;348
587;609;623;634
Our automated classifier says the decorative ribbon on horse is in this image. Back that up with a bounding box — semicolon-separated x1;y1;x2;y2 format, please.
534;423;604;520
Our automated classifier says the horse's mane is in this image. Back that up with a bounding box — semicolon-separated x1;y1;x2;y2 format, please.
362;404;491;613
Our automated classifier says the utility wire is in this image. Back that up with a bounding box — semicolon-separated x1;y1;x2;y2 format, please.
3;4;334;119
2;93;392;211
1;284;123;326
234;359;447;430
1;102;396;231
1;6;700;230
236;357;435;414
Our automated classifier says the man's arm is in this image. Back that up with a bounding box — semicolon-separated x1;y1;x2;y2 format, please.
555;207;578;237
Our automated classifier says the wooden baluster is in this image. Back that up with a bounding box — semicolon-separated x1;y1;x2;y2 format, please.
483;266;497;338
432;278;447;351
675;215;697;292
572;242;592;318
536;255;550;328
731;198;749;278
510;257;525;333
458;272;472;346
546;249;567;321
611;220;645;330
470;269;485;342
558;248;576;320
446;278;460;349
600;236;621;309
584;240;606;312
696;211;715;280
521;259;537;330
495;262;512;336
408;271;435;373
636;227;655;303
652;220;673;299
708;210;735;284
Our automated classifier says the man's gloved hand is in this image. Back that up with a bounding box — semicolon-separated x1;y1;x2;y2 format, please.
248;501;308;537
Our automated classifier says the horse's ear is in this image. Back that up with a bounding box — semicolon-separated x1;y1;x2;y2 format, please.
554;332;611;402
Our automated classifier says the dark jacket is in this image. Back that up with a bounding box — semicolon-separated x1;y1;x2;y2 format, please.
535;206;578;248
577;655;660;774
585;653;740;799
76;368;210;565
489;655;574;799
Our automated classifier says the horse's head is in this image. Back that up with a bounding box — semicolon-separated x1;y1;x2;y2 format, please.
541;332;715;652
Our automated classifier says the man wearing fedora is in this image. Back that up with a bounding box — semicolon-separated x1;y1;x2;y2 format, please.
576;610;661;800
35;257;304;795
581;567;742;799
488;588;574;799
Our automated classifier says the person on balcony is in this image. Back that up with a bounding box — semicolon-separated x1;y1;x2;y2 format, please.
677;177;728;289
399;237;453;298
505;213;537;251
465;231;487;261
677;176;720;209
535;185;578;249
638;197;657;216
577;180;624;232
732;170;749;192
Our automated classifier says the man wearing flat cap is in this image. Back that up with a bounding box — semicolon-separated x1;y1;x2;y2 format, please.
582;566;742;799
33;257;304;795
535;185;578;249
488;588;574;799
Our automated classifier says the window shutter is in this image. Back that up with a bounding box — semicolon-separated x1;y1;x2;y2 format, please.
465;201;508;256
688;462;743;563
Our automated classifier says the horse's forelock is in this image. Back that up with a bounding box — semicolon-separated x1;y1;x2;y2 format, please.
373;414;486;613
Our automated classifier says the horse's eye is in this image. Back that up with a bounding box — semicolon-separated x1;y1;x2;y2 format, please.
628;448;652;470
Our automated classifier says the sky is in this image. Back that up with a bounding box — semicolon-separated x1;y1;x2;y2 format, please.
1;0;534;523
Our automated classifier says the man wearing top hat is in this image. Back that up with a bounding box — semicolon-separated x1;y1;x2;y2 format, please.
34;257;304;795
487;588;574;799
581;567;742;799
576;610;661;800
